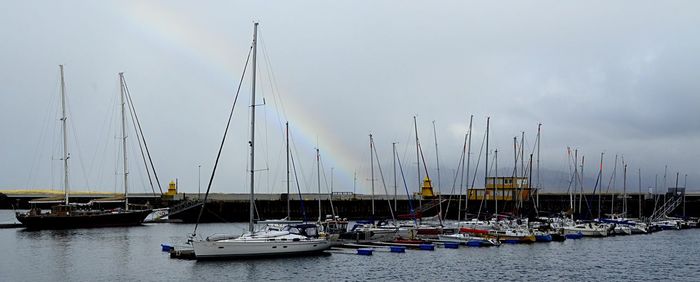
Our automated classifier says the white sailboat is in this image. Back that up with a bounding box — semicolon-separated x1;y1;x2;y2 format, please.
192;23;330;259
562;222;609;237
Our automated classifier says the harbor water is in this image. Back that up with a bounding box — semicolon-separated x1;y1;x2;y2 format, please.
1;210;699;281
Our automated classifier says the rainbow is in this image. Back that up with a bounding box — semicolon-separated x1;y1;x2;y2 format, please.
115;3;369;194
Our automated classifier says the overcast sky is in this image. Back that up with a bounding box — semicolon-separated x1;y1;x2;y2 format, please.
1;1;698;196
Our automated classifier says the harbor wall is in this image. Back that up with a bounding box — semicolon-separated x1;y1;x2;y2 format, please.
2;192;698;222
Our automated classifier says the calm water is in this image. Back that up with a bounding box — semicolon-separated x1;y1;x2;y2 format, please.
1;210;699;281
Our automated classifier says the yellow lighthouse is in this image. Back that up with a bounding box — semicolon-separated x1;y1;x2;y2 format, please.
421;177;435;198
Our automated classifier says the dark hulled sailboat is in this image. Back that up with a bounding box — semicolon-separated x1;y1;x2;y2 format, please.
16;67;152;230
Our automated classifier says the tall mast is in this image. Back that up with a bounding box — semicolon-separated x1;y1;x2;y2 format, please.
414;116;421;211
457;133;467;221
370;134;375;216
684;174;687;218
654;174;658;213
465;115;473;220
353;170;357;194
528;154;534;215
119;72;129;210
286;122;290;218
572;149;578;216
598;152;604;219
330;168;334;195
248;22;258;233
393;142;397;211
579;156;584;214
316;148;321;222
432;121;443;220
494;149;498;216
520;131;525;185
513;136;518;211
675;172;679;217
59;65;70;205
484;117;490;215
611;154;618;215
623;163;627;216
520;132;525;212
663;165;667;206
536;124;541;209
638;168;642;218
513;136;517;203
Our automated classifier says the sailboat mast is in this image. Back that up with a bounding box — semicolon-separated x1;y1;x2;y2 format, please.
495;149;498;216
654;174;658;213
119;72;129;210
393;142;397;211
457;133;466;221
535;123;542;207
623;163;627;216
536;123;541;209
684;174;687;218
414;116;421;211
465;115;473;220
572;150;578;215
248;22;258;233
638;168;642;218
316;148;321;222
579;156;584;214
286;122;290;218
484;117;489;215
519;132;525;212
529;154;534;215
598;152;604;219
611;154;618;215
663;165;667;207
432;121;443;220
513;137;517;207
59;65;70;205
570;149;576;217
370;134;375;216
675;172;679;215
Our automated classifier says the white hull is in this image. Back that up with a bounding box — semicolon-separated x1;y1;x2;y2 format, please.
613;226;632;235
193;237;330;259
563;226;608;237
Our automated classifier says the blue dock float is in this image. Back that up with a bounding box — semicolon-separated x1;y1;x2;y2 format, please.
161;243;173;252
357;248;373;256
565;232;584;240
419;244;435;251
443;242;459;249
466;241;483;247
390;246;406;253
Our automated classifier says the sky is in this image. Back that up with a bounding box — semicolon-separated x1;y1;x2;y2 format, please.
1;1;698;196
